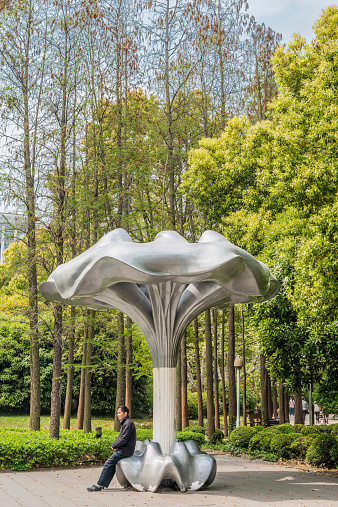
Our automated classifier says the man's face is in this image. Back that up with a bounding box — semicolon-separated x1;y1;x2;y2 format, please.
117;408;127;421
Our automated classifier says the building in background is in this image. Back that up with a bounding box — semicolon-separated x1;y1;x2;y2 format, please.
0;212;25;264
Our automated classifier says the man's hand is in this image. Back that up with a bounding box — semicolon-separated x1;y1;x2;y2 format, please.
111;447;118;451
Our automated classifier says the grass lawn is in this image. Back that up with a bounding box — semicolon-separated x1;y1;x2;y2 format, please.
0;414;153;431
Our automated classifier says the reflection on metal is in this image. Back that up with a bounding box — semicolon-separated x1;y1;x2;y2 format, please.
116;440;216;492
39;229;280;485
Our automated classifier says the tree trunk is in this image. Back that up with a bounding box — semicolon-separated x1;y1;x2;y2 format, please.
77;327;87;430
294;389;303;424
181;333;189;429
267;374;273;419
83;310;94;433
63;306;76;429
241;309;246;426
213;309;220;429
284;389;289;423
125;316;133;416
176;342;182;431
193;318;203;427
278;381;285;424
272;378;278;419
205;309;215;438
227;307;236;431
114;312;126;431
260;354;269;427
221;310;228;435
50;304;63;439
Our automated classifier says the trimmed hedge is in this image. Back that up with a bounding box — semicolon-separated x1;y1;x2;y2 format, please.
229;424;338;468
0;428;205;471
270;433;298;459
229;426;263;449
290;436;320;459
306;435;338;468
182;425;206;435
177;431;205;446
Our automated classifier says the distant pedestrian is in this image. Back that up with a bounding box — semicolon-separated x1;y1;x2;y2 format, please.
289;397;295;417
314;403;320;423
302;397;308;424
87;405;136;492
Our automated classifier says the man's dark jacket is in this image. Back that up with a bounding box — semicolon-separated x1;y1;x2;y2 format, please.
111;416;136;457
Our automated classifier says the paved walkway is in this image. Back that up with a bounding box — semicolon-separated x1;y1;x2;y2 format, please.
0;454;337;507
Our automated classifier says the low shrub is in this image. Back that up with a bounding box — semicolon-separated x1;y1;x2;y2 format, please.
248;429;274;453
176;431;205;446
209;428;224;444
316;424;331;434
229;426;263;449
248;450;279;462
293;424;305;433
290;436;321;459
330;424;338;436
182;425;205;435
330;443;338;466
298;426;320;436
306;435;338;468
270;423;295;434
270;433;298;459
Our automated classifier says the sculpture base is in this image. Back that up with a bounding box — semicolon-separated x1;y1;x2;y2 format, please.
116;440;216;493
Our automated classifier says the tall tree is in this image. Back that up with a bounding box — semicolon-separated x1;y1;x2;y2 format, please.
227;307;236;430
0;0;52;430
205;309;215;438
193;318;204;427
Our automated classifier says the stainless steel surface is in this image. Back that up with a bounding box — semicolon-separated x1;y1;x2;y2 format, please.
40;228;280;368
116;440;216;492
39;228;280;490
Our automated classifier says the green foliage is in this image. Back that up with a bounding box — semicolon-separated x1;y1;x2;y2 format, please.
270;423;295;434
290;436;320;459
270;433;298;459
330;424;338;436
0;428;159;471
306;435;338;468
176;431;205;446
248;450;279;462
229;425;263;449
316;425;332;435
182;425;205;435
208;428;224;444
248;428;274;453
298;426;321;437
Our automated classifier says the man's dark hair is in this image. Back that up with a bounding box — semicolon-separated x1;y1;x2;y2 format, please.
117;405;129;415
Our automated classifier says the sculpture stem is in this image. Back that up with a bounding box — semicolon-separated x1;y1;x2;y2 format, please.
152;367;176;455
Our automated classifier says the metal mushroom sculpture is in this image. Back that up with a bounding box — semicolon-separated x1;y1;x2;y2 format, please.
39;228;279;491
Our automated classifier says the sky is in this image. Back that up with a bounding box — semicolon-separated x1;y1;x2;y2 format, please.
247;0;335;44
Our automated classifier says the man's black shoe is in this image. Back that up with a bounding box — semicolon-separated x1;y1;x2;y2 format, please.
87;485;103;492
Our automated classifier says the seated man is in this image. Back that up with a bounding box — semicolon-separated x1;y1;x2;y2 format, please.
87;405;136;492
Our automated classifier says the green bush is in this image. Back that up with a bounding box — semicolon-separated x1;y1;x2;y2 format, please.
270;433;298;459
209;428;224;444
298;426;320;436
330;443;338;466
306;435;338;467
316;424;331;434
229;426;263;449
270;423;295;434
248;429;274;453
330;424;338;436
176;431;205;446
291;436;321;459
182;425;205;435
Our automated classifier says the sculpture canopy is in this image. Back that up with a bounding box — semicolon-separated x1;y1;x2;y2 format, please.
39;228;280;367
39;228;280;457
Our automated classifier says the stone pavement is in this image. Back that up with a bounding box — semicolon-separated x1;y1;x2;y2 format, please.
0;454;337;507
